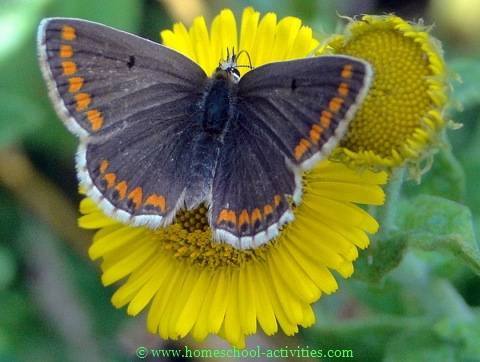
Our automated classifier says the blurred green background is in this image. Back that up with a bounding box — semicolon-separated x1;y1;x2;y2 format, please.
1;0;480;361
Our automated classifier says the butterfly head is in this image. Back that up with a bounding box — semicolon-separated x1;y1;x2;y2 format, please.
215;48;252;83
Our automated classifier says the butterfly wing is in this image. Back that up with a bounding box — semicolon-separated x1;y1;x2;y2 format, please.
38;18;213;226
77;126;221;227
211;116;298;249
210;56;372;248
237;56;372;169
37;18;206;137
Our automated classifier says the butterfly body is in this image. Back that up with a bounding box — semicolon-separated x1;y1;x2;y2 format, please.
37;18;373;249
201;71;236;135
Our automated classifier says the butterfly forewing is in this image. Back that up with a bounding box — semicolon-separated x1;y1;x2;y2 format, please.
38;18;206;137
237;56;372;169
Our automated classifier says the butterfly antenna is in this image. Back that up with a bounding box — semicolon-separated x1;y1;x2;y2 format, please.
236;50;253;69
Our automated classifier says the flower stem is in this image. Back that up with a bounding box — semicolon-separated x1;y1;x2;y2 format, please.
377;167;405;233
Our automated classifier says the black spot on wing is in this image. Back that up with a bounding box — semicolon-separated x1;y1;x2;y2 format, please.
127;55;135;69
290;78;297;92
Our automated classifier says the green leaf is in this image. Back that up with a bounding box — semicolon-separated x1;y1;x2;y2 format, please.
50;0;142;32
384;331;456;362
456;116;480;237
404;138;466;202
0;0;51;61
0;291;30;331
346;278;406;314
0;246;16;291
353;231;407;283
399;195;480;276
433;311;480;360
307;315;432;361
0;190;21;246
0;92;44;148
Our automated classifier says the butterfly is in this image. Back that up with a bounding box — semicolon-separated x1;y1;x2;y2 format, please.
37;18;372;249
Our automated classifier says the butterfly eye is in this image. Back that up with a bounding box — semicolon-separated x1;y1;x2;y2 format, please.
230;67;241;82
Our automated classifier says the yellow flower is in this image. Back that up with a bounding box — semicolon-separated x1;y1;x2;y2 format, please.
160;7;319;76
79;8;387;347
325;15;448;168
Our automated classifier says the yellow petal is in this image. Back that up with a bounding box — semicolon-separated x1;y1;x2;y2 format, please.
287;25;316;59
210;9;238;67
252;262;278;335
101;237;157;286
238;265;257;335
223;267;242;346
189;16;212;74
191;269;217;340
89;227;146;260
271;16;301;60
283;240;338;294
267;255;303;325
79;213;117;229
126;257;172;316
207;267;229;333
239;7;260;55
270;246;320;303
175;267;211;337
111;257;159;308
250;12;277;66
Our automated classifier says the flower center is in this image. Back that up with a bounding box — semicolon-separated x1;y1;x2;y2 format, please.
154;206;272;268
338;29;432;158
176;205;209;232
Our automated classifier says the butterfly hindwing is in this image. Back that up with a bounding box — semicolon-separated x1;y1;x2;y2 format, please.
78;121;221;227
211;115;297;248
38;18;214;226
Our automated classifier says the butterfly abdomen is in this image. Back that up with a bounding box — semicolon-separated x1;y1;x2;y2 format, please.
183;133;221;209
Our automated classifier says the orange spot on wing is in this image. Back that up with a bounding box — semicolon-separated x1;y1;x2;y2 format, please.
309;124;323;143
86;109;103;131
217;209;237;227
294;138;311;160
329;97;344;113
128;187;143;209
264;204;273;217
103;173;116;188
341;64;353;79
145;194;166;213
100;160;109;174
238;209;250;229
61;25;76;41
68;77;83;93
115;181;128;200
338;82;349;97
60;44;73;58
75;93;91;111
320;110;332;128
62;61;77;75
274;195;282;207
251;208;262;225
